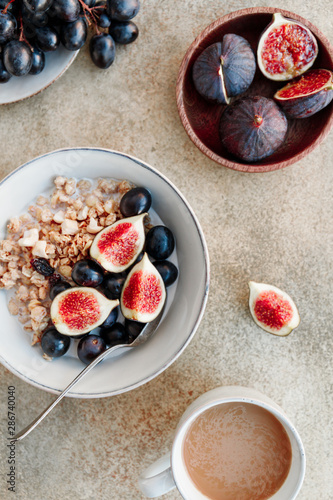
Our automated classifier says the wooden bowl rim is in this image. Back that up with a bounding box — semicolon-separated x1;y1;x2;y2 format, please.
176;6;333;173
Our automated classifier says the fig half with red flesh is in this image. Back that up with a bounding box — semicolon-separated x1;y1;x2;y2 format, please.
248;281;300;336
90;213;146;273
274;69;333;118
121;252;166;323
192;34;256;104
219;96;288;162
51;287;119;336
258;13;318;81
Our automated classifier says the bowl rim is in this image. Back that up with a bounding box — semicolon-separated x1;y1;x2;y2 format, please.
0;50;79;106
176;6;333;173
0;147;210;398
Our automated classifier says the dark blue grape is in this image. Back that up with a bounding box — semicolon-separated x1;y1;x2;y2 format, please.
108;0;140;21
35;26;60;51
33;12;49;26
102;272;126;299
29;46;45;74
153;260;178;287
49;281;71;300
120;187;151;217
126;250;144;273
49;0;80;22
99;305;119;329
109;20;138;44
3;40;32;76
124;318;145;341
0;0;19;16
99;322;129;346
89;33;115;69
23;0;53;13
60;17;87;50
98;10;111;28
72;259;104;287
0;54;11;83
41;327;71;358
84;0;96;6
134;250;144;263
23;21;36;40
0;12;17;44
94;2;111;28
145;226;175;260
77;334;106;364
22;4;49;28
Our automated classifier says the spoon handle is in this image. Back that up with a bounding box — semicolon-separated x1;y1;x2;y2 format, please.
13;309;163;442
12;342;128;442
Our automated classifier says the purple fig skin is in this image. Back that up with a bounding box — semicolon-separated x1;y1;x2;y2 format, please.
276;87;333;119
193;42;228;104
219;96;288;162
221;34;256;98
192;34;256;104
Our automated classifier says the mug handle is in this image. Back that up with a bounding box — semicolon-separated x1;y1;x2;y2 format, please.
138;452;176;498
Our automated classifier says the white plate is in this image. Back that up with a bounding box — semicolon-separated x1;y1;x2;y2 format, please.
0;148;210;398
0;47;78;105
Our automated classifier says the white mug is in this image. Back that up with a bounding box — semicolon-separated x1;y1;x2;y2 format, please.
138;386;306;499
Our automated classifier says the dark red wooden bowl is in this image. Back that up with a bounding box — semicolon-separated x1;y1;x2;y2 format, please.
176;7;333;173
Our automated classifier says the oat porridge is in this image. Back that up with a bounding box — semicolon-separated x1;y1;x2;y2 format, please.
0;175;178;363
0;176;138;344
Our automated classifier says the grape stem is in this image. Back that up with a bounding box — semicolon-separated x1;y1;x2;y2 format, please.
18;10;24;41
93;21;102;36
77;0;104;26
18;9;32;48
2;0;16;14
77;0;93;14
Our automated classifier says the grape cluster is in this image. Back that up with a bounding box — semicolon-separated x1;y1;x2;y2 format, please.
0;0;139;82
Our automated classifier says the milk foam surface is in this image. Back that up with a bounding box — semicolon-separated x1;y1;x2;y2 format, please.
183;402;292;500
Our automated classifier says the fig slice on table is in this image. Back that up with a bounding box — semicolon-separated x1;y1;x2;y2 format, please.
274;68;333;118
219;96;288;162
121;252;166;323
90;213;146;273
50;287;119;336
248;281;300;336
257;13;318;81
192;34;256;104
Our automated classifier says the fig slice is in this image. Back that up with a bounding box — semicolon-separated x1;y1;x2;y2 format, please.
192;34;256;104
120;252;166;322
90;213;146;273
274;68;333;118
257;13;318;81
248;281;300;336
50;287;119;336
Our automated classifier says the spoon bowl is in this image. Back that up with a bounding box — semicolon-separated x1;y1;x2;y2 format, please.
12;311;164;442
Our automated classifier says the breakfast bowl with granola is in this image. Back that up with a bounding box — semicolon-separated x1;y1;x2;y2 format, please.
0;148;209;398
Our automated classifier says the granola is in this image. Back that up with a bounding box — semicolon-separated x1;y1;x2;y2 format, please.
0;176;133;345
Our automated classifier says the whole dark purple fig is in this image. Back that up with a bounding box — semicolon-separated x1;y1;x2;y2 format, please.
192;34;256;105
274;68;333;119
219;96;288;162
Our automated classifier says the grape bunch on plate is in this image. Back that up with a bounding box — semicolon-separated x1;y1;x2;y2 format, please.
0;0;139;82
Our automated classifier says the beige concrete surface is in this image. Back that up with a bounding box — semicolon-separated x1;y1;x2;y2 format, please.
0;0;332;499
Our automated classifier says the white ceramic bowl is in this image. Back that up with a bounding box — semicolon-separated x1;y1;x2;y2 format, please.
0;47;78;105
0;148;209;398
